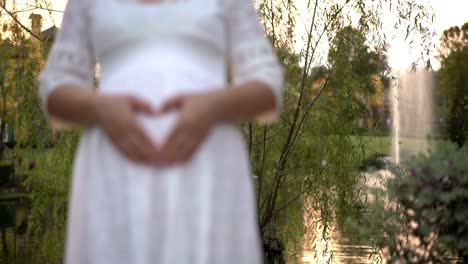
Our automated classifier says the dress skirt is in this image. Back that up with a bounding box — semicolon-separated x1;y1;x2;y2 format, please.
65;112;263;264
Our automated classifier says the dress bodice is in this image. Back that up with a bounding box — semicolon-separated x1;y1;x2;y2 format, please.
38;0;284;129
91;0;225;56
93;0;228;104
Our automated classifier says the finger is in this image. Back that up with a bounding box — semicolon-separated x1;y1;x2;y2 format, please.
173;131;197;163
107;125;147;163
160;95;184;113
126;136;149;163
159;126;185;165
128;95;156;114
112;124;153;164
179;140;198;163
171;138;188;163
131;124;161;162
116;139;140;163
172;130;200;164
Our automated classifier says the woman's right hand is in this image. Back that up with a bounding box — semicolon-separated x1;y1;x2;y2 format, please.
94;94;160;164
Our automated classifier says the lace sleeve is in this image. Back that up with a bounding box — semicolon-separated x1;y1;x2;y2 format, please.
38;0;94;130
225;0;284;124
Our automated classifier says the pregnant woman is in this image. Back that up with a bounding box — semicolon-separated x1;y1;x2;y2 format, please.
38;0;283;263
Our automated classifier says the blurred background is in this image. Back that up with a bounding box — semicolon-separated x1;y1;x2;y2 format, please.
0;0;467;263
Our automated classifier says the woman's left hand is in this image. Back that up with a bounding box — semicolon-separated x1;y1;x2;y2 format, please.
155;92;219;165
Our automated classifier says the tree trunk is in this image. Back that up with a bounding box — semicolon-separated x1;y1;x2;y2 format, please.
0;121;6;160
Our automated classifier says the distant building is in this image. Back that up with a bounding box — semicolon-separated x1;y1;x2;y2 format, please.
29;13;58;57
1;14;58;144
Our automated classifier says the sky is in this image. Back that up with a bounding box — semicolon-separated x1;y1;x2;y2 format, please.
291;0;468;70
387;0;468;70
4;0;468;70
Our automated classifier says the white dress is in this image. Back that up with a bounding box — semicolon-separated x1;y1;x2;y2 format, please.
38;0;283;263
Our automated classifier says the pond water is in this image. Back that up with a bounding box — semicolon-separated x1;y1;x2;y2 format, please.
300;170;390;264
300;207;380;264
0;198;382;264
0;200;30;264
0;197;380;264
301;227;379;264
2;200;456;264
302;245;375;263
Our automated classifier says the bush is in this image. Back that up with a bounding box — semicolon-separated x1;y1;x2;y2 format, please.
358;152;388;171
389;143;468;262
348;143;468;263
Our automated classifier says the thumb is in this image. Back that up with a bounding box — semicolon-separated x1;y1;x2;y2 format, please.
160;95;184;113
128;96;156;114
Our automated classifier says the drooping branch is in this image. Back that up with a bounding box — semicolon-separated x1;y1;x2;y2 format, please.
0;3;43;42
260;0;321;229
23;3;63;14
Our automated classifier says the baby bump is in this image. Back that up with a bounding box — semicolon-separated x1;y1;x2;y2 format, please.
87;70;242;164
98;71;180;108
98;66;225;108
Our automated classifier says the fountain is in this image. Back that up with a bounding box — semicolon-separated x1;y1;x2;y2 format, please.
391;68;434;163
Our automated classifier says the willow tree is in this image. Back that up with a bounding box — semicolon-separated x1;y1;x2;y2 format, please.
1;1;74;262
253;0;435;262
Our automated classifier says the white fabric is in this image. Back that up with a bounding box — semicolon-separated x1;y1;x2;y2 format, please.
38;0;283;263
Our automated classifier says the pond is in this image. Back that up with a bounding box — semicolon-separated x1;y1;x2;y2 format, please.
4;198;456;264
0;197;382;264
0;199;30;264
0;198;380;264
300;170;390;264
301;226;379;264
300;205;380;264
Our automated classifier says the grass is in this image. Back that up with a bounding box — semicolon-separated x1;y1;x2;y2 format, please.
361;136;392;157
3;147;58;174
0;192;29;200
1;147;70;198
352;135;450;160
350;135;392;160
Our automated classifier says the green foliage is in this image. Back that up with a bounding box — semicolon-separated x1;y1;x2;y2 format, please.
254;1;435;262
1;1;438;263
358;152;388;171
328;26;384;92
15;55;52;148
390;143;468;261
349;143;468;263
328;26;387;127
250;45;372;262
16;130;79;263
0;2;40;159
0;1;71;261
438;22;468;147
